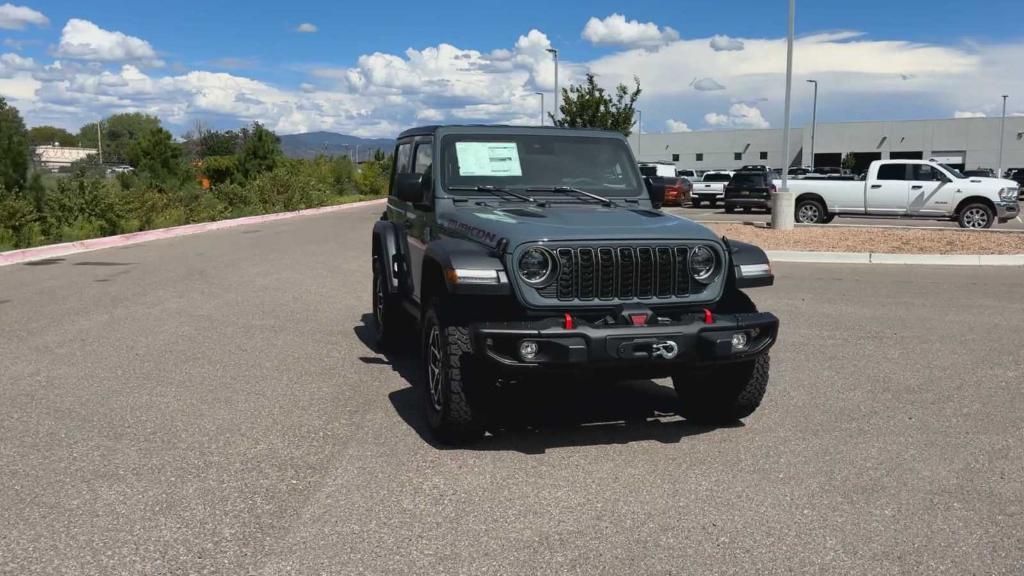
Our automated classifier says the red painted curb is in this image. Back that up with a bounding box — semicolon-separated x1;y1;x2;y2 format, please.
0;198;386;267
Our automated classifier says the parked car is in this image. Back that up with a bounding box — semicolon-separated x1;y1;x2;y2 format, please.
725;170;777;214
963;168;996;178
373;125;779;444
692;171;734;208
639;162;691;207
676;168;697;179
780;160;1020;229
1006;169;1024;198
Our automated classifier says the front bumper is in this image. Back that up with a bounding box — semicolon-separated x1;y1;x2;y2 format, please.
472;311;779;374
996;200;1019;223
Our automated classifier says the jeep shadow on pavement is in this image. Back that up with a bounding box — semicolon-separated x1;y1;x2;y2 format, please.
370;125;780;446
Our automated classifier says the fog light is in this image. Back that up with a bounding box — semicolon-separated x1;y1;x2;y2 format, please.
731;332;748;351
519;340;539;360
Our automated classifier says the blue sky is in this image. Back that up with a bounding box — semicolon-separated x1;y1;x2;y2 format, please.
2;1;1023;136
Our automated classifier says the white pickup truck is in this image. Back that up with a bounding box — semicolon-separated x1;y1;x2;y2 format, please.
692;171;734;208
780;160;1020;229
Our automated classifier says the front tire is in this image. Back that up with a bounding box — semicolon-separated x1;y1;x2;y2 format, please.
422;301;485;444
673;355;770;423
957;203;994;229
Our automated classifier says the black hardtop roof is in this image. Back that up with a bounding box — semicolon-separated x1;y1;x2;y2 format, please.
397;124;625;139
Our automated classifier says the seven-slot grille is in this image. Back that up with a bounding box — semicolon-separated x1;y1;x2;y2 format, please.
540;245;694;301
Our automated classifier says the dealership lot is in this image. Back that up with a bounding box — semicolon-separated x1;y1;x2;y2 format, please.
1;202;1022;574
665;205;1024;230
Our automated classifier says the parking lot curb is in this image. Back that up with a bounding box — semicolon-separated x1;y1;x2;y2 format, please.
0;198;387;267
767;250;1024;266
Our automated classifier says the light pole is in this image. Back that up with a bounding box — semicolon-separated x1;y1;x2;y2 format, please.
772;0;796;231
635;108;642;159
807;79;818;172
546;47;559;123
534;92;544;126
998;95;1008;178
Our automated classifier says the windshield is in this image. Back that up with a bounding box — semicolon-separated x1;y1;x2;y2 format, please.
702;173;732;182
939;163;965;179
441;134;643;197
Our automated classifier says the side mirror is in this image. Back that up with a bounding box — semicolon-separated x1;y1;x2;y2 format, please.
396;173;426;203
644;176;665;209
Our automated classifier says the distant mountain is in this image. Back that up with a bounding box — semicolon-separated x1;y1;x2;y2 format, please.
278;131;394;160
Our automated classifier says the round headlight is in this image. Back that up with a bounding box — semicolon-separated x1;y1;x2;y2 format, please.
689;245;718;284
518;247;556;286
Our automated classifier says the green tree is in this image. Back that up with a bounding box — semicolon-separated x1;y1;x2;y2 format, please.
125;126;186;187
27;126;78;147
78;113;162;164
0;97;30;192
842;152;857;172
237;122;282;179
551;73;642;137
355;153;393;196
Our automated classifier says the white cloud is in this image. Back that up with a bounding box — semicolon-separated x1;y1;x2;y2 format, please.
582;13;678;49
295;22;317;33
691;77;725;91
954;110;986;118
709;35;744;52
665;119;691;132
0;2;47;30
56;19;162;66
299;82;316;93
704;103;770;129
0;52;35;77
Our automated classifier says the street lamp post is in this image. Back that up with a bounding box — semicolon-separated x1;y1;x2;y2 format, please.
771;0;796;231
635;109;642;160
546;47;559;123
998;95;1008;178
807;79;818;172
534;92;544;126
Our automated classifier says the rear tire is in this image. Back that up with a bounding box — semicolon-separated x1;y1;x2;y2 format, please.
795;198;827;224
421;300;485;444
724;205;736;214
957;203;994;229
372;252;402;351
673;355;770;423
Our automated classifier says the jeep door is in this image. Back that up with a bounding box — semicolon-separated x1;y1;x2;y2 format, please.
386;140;416;299
907;164;955;216
406;139;433;302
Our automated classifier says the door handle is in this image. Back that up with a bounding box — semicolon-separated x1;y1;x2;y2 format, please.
911;185;923;190
870;184;882;189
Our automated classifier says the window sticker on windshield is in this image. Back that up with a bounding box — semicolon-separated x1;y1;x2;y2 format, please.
455;142;522;177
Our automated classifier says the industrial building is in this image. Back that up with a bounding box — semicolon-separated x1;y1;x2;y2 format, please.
32;145;98;171
631;116;1024;175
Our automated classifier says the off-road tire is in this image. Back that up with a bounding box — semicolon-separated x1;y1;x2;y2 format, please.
422;300;485;444
372;252;401;351
673;354;770;423
957;203;994;229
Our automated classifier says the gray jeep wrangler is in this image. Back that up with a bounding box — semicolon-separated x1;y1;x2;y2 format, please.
372;125;779;444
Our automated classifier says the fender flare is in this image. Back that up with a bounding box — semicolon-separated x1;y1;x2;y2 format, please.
722;237;774;289
423;238;511;296
372;220;402;295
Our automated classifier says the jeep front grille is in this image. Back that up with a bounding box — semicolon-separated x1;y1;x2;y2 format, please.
544;245;692;301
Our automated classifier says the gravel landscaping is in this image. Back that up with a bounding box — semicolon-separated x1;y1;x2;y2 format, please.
709;223;1024;255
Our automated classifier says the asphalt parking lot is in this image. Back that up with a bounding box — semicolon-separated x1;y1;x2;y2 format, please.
1;201;1022;574
665;204;1024;230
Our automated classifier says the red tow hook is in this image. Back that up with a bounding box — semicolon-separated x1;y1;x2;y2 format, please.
564;313;574;330
703;308;713;324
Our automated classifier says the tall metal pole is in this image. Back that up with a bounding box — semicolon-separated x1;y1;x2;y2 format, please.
807;79;818;171
96;120;103;165
535;92;544;126
636;109;642;159
546;48;559;123
772;0;796;231
998;95;1008;178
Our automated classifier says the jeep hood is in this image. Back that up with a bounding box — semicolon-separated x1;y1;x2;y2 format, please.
438;203;721;248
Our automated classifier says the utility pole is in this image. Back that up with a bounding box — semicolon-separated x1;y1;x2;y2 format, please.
998;95;1008;178
535;92;544;126
546;47;559;123
771;0;796;231
97;120;103;165
807;79;818;171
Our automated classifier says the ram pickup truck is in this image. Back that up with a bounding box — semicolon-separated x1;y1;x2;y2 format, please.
780;160;1020;228
692;171;734;208
372;125;779;444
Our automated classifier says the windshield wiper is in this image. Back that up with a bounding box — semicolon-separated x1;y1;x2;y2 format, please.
526;186;616;207
447;185;536;203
